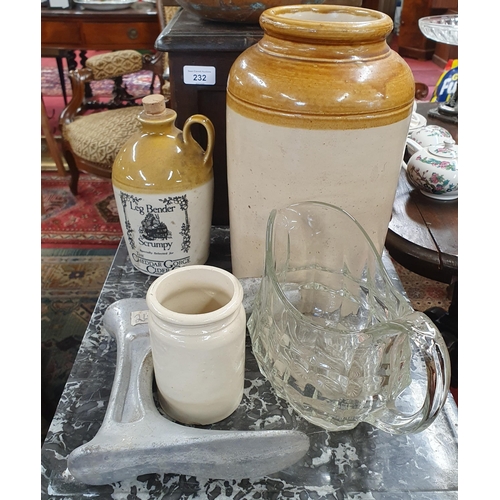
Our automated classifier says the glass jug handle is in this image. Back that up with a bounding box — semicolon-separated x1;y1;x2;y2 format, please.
182;114;215;167
374;312;451;435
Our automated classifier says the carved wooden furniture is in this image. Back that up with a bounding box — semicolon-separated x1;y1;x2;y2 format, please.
59;50;166;195
41;5;161;54
42;4;178;195
41;3;163;97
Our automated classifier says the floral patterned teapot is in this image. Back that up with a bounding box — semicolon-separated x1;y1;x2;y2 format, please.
404;139;458;200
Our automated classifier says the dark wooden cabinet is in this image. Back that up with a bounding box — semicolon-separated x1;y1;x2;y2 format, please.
397;0;458;61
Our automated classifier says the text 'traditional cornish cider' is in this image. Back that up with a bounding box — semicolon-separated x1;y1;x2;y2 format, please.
112;95;215;276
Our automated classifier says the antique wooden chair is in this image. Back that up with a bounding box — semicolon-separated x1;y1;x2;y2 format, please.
59;49;168;195
59;50;166;195
60;4;180;195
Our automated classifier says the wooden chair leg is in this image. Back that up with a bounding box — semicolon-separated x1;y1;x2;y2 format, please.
63;150;80;195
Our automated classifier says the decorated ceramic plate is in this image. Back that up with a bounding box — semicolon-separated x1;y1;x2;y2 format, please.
74;0;136;11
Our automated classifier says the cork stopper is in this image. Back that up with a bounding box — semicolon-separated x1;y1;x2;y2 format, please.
142;94;166;115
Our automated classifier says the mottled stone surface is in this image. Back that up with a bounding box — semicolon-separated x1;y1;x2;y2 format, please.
41;230;458;499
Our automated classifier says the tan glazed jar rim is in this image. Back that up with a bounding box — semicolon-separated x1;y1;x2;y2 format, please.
260;5;393;43
227;4;414;129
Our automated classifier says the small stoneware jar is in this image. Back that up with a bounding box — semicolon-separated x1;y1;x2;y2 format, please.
146;265;246;425
405;139;458;200
407;124;455;156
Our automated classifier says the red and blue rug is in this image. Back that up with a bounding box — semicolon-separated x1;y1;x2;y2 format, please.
42;172;122;249
41;171;121;442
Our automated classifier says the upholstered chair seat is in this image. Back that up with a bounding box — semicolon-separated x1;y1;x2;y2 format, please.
62;107;143;170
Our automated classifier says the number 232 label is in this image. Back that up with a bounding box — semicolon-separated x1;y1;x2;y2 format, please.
183;66;216;85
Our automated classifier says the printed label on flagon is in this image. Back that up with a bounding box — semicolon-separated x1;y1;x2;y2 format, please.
114;188;192;276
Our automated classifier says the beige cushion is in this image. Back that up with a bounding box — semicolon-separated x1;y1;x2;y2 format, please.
63;106;143;168
162;8;180;79
86;50;143;81
164;6;179;25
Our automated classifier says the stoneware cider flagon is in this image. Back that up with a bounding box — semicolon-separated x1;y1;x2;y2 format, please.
113;95;215;276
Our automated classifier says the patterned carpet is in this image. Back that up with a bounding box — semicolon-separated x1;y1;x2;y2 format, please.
391;259;452;312
42;172;122;248
41;248;116;443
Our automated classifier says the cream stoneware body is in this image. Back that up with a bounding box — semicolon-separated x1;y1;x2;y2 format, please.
146;265;246;425
113;95;214;276
226;5;415;278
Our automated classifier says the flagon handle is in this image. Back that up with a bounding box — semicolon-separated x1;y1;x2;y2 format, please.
182;114;215;167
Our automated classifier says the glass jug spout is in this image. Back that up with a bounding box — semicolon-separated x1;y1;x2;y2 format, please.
248;201;451;434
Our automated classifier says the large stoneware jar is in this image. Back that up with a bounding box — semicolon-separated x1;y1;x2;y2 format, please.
226;5;414;278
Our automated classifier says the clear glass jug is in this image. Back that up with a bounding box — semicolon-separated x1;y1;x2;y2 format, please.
248;201;451;434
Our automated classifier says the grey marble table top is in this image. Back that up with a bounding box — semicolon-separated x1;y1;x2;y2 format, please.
41;230;458;499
